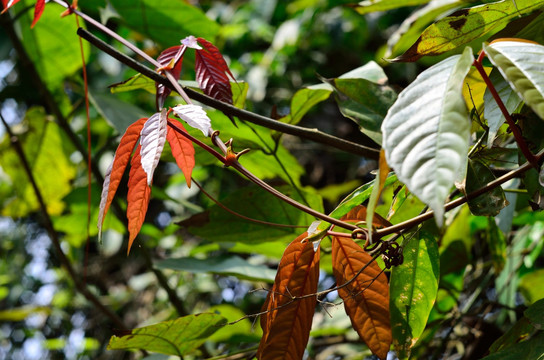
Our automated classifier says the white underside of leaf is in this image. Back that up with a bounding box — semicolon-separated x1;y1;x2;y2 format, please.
382;47;473;226
172;104;212;136
97;162;113;240
484;41;544;120
140;109;167;185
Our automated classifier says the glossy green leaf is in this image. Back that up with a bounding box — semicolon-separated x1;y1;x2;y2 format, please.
466;159;508;216
0;107;76;217
484;69;522;147
111;0;219;46
390;231;440;359
280;84;332;126
107;313;225;356
482;332;544;360
353;0;432;15
484;40;544;120
385;0;466;59
155;255;276;283
181;185;322;244
382;47;473;226
395;0;544;62
18;0;89;91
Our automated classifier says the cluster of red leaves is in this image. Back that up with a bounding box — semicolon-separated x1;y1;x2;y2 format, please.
258;206;392;360
2;0;45;27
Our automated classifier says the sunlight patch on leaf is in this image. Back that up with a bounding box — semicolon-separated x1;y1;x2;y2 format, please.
172;104;212;137
483;40;544;120
353;0;432;15
382;47;473;226
140;109;167;186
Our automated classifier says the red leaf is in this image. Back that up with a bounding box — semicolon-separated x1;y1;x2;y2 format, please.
195;38;234;104
126;144;151;254
1;0;21;14
98;118;147;236
258;232;320;360
331;207;392;360
166;121;195;187
155;45;184;109
30;0;45;28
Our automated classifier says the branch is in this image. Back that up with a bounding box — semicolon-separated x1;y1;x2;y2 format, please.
75;28;380;159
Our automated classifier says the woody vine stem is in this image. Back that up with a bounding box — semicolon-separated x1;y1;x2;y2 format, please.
56;0;542;242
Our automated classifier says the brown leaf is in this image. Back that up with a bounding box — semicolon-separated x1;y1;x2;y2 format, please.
343;205;392;229
126;144;151;254
332;235;391;360
166;121;195;187
258;232;320;360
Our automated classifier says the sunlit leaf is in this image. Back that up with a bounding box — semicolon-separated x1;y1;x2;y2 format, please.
352;0;432;15
140;109;167;186
172;104;212;137
390;231;439;359
109;74;156;95
483;40;544;120
484;69;522;146
395;0;544;62
98;118;147;237
465;159;508;216
155;45;184;109
166;121;195;187
155;255;277;283
331;233;391;359
366;150;391;243
258;232;320;360
463;66;491;115
280;84;332;126
519;269;544;304
126;145;151;254
0;305;50;321
107;313;225;356
110;0;219;46
382;47;473;226
195;37;234;104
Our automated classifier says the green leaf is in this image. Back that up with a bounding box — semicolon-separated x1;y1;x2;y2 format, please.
484;69;522;147
524;297;544;327
109;74;157;94
181;185;322;244
89;90;148;134
481;332;544;360
108;313;225;356
111;0;220;46
483;40;544;120
390;231;440;359
488;317;537;354
395;0;544;62
483;217;507;273
207;304;261;343
520;269;544;304
280;84;332;126
465;159;508;216
232;81;249;109
0;107;76;217
0;306;51;321
385;0;466;59
155;255;277;283
353;0;432;15
18;0;89;91
382;47;473;226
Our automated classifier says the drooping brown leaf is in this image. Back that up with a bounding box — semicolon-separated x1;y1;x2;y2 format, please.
258;232;320;360
166;121;195;187
126;144;151;254
343;204;392;229
155;45;184;109
97;118;147;237
195;38;233;104
331;207;392;360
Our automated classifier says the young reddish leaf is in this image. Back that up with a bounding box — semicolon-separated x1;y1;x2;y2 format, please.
155;45;184;109
30;0;45;28
172;104;212;136
258;232;320;360
195;38;234;104
1;0;21;14
140;109;167;186
331;209;392;360
98;118;147;237
166;121;195;187
127;144;151;254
